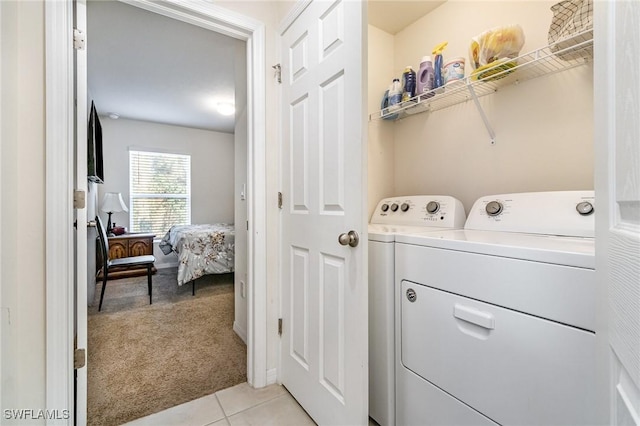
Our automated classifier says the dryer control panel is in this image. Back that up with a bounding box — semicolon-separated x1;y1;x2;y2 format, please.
371;195;466;229
464;190;595;238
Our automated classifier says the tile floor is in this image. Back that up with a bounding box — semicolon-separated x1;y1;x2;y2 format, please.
123;382;316;426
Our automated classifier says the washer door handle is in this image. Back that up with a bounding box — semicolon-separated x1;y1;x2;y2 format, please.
338;230;359;247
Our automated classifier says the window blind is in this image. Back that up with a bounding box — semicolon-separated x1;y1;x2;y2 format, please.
129;150;191;236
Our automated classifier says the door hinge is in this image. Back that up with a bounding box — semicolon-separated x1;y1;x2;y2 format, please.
73;28;86;50
272;64;282;84
74;348;86;369
278;318;283;336
74;190;86;209
278;192;283;209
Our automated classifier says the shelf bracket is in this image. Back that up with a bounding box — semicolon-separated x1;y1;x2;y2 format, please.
467;84;496;145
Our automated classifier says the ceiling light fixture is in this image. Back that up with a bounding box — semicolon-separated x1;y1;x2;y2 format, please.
216;103;235;116
108;113;119;120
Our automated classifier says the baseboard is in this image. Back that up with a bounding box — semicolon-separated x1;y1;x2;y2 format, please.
233;321;247;344
155;262;178;270
266;368;277;385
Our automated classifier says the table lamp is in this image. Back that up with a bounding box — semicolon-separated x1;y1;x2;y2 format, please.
101;192;128;236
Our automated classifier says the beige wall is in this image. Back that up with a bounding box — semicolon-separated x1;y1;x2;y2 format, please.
368;25;396;218
1;0;47;419
370;1;594;213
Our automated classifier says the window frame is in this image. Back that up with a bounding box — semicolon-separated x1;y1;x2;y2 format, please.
128;149;192;237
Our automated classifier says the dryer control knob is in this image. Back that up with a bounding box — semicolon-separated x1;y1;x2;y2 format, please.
401;203;410;212
426;201;440;214
486;201;503;216
390;203;399;212
381;203;389;212
576;201;594;216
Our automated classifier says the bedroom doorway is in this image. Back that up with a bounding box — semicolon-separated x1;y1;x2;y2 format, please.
44;0;268;423
84;1;250;422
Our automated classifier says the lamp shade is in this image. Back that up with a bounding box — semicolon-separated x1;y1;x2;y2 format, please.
101;192;129;213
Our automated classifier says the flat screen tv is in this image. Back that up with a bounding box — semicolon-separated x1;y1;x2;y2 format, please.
88;101;104;184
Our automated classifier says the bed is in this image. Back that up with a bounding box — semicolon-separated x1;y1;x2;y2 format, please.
159;223;234;286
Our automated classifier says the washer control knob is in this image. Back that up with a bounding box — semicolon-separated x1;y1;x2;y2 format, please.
426;201;440;214
381;203;389;212
390;203;399;212
576;201;594;216
486;201;503;216
401;203;410;212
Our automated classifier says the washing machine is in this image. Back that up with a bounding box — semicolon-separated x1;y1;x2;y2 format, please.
368;195;466;426
394;191;597;426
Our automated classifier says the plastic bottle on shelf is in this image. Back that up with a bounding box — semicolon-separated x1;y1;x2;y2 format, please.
417;56;435;100
387;78;402;111
401;66;417;102
432;41;448;92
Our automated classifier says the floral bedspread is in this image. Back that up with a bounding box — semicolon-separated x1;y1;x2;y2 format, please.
159;223;234;285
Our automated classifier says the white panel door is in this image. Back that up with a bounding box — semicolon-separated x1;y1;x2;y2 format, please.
74;0;89;423
279;1;367;424
595;0;640;424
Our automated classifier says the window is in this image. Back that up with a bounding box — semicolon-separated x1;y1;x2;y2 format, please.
129;150;191;237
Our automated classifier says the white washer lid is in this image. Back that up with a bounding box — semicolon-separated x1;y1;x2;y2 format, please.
395;229;595;269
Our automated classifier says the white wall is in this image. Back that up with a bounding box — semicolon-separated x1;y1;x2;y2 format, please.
96;118;235;270
1;0;47;419
234;40;248;343
215;0;283;378
370;1;594;214
87;182;98;305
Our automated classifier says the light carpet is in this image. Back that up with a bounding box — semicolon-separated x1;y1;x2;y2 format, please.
87;267;246;426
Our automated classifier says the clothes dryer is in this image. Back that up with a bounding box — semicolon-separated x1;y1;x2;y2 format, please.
368;196;465;426
394;191;596;426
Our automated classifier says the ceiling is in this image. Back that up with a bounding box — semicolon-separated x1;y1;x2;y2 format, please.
368;1;446;35
87;0;244;133
87;1;444;133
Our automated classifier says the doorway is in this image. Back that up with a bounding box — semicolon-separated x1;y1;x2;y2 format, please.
44;0;267;423
85;2;247;421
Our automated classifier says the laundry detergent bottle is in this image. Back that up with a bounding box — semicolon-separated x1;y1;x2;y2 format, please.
417;56;435;99
432;41;448;92
401;66;417;102
388;78;402;110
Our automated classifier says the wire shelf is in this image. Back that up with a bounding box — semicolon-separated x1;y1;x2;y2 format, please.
370;29;593;122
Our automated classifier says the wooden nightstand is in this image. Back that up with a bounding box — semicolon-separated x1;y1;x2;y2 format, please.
97;232;157;280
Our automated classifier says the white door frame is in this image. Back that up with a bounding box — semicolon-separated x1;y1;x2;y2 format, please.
44;1;268;422
0;0;4;411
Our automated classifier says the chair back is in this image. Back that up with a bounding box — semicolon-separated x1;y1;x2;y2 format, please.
95;216;111;268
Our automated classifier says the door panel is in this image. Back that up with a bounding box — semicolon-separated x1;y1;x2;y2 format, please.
291;246;310;369
595;0;640;424
319;252;345;401
290;96;309;213
319;72;345;213
280;1;367;424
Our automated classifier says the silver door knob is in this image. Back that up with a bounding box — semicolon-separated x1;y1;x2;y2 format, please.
74;220;97;229
338;230;359;247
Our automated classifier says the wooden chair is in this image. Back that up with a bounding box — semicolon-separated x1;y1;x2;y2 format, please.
96;216;156;311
